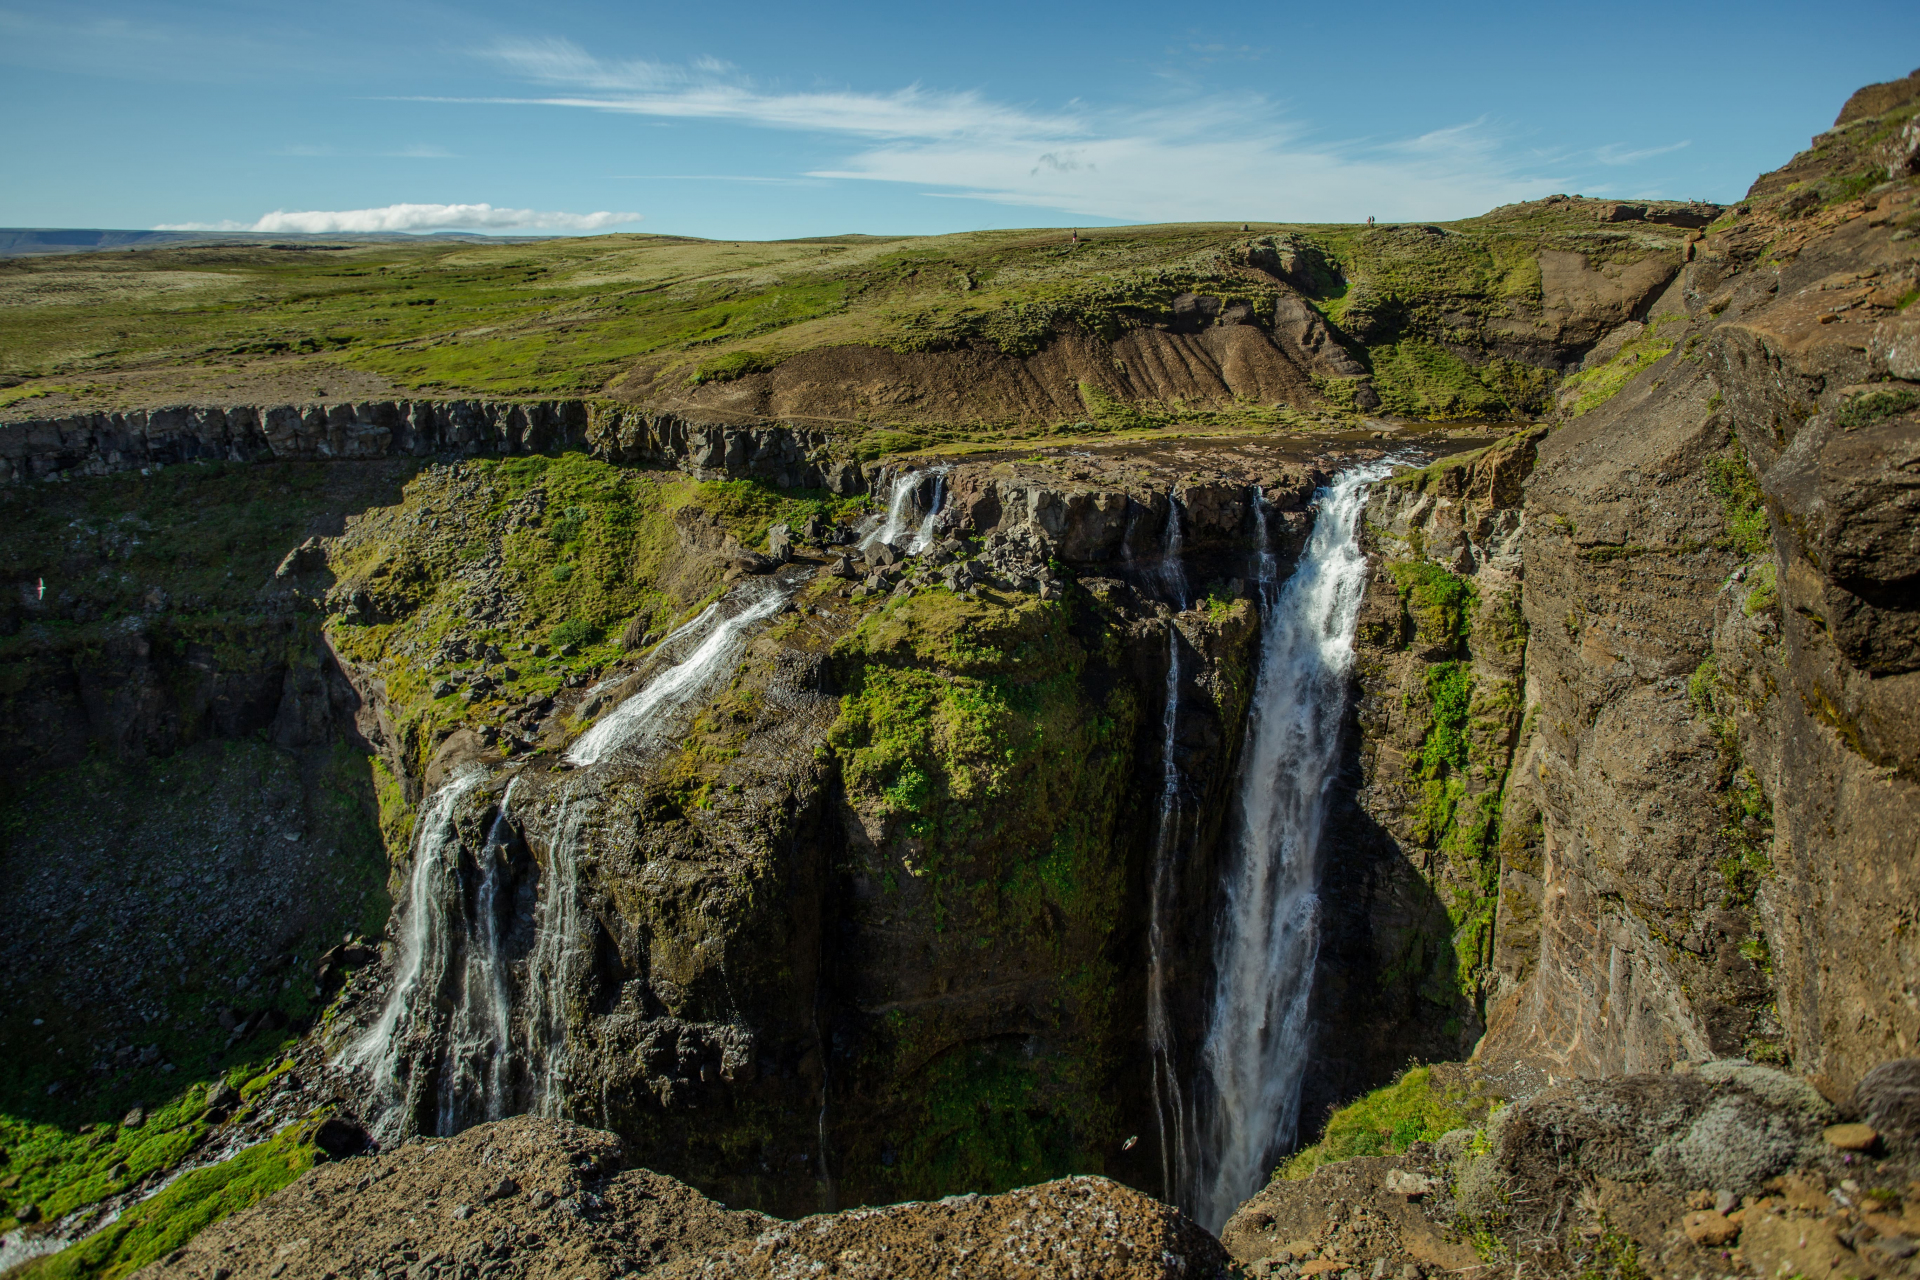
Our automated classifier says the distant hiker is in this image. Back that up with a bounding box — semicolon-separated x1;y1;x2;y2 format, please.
1071;229;1079;244
1367;215;1375;226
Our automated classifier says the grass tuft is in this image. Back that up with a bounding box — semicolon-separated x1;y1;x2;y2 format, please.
1278;1066;1473;1180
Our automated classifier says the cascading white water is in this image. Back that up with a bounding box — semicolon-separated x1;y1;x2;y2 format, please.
524;788;585;1116
907;468;950;554
436;776;520;1134
346;766;488;1134
348;574;807;1135
858;468;924;551
1192;463;1393;1230
565;582;791;767
1143;498;1192;1203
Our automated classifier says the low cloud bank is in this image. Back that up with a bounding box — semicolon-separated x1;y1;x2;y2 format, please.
155;202;641;233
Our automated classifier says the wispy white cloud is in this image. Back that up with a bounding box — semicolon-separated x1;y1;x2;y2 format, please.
461;38;1569;222
154;202;640;233
603;174;823;185
1594;140;1691;166
471;37;1083;141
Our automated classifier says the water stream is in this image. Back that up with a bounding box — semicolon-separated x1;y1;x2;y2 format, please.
345;574;806;1138
345;766;488;1130
435;775;521;1134
859;465;951;553
566;580;793;767
1191;462;1393;1230
1143;498;1192;1204
907;468;949;554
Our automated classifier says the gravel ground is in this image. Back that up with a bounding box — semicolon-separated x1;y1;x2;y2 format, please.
136;1115;1234;1280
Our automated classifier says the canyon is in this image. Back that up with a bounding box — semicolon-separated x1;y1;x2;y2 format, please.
0;65;1916;1280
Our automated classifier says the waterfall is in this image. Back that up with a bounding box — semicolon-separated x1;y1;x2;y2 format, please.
346;573;808;1136
859;468;924;552
345;766;488;1135
1143;498;1192;1203
1192;462;1393;1230
907;468;950;555
859;465;951;554
524;787;586;1116
433;776;521;1133
1157;497;1188;609
565;581;792;767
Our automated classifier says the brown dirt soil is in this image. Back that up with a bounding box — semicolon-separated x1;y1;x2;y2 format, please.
134;1116;1233;1279
618;323;1339;427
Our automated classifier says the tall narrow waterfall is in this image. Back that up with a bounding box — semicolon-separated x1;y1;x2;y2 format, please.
436;776;520;1134
345;766;489;1131
1192;463;1392;1230
1144;498;1191;1203
345;573;807;1137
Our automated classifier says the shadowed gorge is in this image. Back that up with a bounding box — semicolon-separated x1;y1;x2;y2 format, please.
3;63;1920;1280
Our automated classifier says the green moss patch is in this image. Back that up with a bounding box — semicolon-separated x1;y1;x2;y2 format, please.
828;588;1145;1199
1370;342;1554;420
1557;318;1679;418
1704;449;1770;558
1837;386;1918;430
1388;561;1477;650
19;1122;318;1280
1278;1066;1475;1180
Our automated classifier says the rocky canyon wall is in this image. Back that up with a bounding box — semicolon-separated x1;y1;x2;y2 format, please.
0;400;867;494
1326;68;1920;1104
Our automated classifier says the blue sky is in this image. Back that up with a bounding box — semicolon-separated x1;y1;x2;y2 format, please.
3;0;1916;239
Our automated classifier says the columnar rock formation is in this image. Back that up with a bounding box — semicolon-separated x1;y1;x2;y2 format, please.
0;401;865;494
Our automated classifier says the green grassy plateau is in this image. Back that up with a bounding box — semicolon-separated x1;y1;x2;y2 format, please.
0;203;1696;427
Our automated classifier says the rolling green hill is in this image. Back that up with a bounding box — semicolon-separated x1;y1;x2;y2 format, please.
0;198;1707;431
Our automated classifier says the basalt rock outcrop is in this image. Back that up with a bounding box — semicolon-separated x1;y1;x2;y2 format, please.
0;401;867;494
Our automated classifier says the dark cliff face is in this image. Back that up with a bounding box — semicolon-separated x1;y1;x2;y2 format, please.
0;429;1351;1223
305;443;1329;1216
1324;68;1920;1102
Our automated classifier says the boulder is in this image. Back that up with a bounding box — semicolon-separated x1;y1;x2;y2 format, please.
311;1116;370;1160
1851;1058;1920;1153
